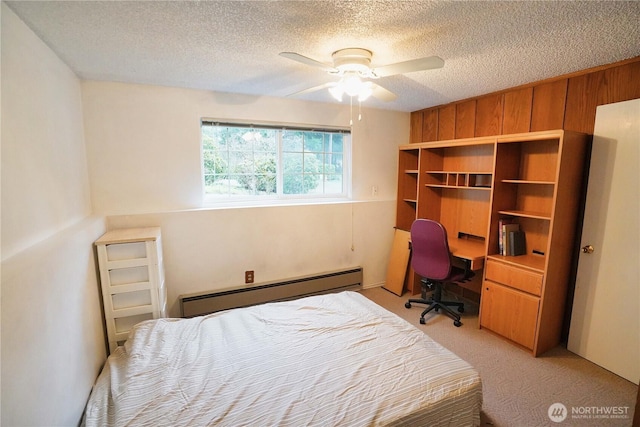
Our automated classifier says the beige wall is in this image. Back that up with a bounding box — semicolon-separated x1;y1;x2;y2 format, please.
81;81;406;214
82;81;408;316
1;2;408;423
1;5;92;258
1;4;107;426
106;200;396;317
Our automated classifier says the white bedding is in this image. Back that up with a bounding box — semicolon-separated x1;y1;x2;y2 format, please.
84;291;482;426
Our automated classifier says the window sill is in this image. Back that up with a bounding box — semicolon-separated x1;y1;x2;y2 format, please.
200;196;353;210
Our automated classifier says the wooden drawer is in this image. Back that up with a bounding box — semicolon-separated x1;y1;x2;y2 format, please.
485;259;543;296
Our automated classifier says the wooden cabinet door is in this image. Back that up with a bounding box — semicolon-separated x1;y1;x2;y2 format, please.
480;281;540;350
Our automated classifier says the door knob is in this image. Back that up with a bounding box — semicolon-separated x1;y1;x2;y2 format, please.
582;245;594;254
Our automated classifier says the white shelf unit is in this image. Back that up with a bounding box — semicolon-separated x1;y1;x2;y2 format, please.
95;227;167;353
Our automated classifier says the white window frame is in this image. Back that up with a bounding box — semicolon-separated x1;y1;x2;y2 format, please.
201;120;352;206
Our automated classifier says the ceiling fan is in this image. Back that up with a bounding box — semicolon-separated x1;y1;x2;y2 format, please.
279;48;444;102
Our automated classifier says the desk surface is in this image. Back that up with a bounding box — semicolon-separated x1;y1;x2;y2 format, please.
449;238;486;270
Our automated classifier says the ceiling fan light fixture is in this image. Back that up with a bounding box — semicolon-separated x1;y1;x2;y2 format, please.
330;73;373;103
335;62;371;75
331;48;373;76
358;82;373;102
281;47;443;105
328;85;344;101
342;73;364;97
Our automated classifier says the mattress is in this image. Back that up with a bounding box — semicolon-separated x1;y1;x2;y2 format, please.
83;291;482;426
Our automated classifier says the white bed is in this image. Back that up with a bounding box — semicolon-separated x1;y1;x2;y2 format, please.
83;291;482;426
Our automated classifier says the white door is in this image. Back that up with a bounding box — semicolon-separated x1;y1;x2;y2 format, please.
567;98;640;385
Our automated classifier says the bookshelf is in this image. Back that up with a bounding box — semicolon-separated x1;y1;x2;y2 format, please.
396;148;420;231
481;130;589;356
395;130;589;356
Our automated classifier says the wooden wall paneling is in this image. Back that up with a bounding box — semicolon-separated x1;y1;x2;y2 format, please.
409;110;422;144
421;108;439;142
530;79;568;131
438;104;456;140
503;87;533;134
601;60;640;105
412;57;640;142
562;61;640;135
564;71;605;134
455;100;476;138
475;94;504;137
410;111;423;143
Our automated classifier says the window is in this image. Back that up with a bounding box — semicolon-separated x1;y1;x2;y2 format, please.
202;122;350;201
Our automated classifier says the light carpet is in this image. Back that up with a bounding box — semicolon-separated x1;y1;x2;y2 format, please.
359;287;637;427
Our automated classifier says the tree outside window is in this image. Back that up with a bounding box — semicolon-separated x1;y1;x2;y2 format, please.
202;123;349;200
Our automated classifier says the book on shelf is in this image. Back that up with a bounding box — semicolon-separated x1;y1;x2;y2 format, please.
500;221;520;256
509;230;526;256
498;218;510;255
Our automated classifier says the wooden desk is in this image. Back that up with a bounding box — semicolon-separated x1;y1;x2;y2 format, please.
405;236;485;297
448;238;485;271
449;237;485;296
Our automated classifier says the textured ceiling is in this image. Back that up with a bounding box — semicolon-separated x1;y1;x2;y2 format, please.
6;0;640;112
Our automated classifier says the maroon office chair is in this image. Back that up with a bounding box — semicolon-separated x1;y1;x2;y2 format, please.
404;219;472;327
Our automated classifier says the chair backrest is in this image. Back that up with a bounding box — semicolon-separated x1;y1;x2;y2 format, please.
410;219;452;281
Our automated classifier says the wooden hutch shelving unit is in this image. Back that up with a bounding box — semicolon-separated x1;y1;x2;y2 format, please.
395;129;589;356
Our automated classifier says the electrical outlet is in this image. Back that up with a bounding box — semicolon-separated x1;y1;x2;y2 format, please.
245;270;254;284
372;185;378;197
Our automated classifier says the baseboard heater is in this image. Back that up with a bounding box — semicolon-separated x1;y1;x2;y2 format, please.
179;267;363;318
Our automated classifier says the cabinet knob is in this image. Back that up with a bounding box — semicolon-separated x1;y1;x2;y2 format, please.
582;244;594;254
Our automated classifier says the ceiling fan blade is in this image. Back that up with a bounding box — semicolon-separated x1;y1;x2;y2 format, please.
286;82;336;97
371;83;397;102
279;52;337;72
372;56;444;78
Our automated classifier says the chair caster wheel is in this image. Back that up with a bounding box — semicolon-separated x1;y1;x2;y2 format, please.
454;320;462;327
458;306;464;313
420;318;426;325
435;307;440;312
405;302;411;309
